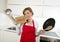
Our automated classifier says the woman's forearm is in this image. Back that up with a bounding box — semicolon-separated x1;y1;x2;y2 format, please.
38;30;45;36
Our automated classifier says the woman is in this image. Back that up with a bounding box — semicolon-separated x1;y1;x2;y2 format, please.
5;7;44;42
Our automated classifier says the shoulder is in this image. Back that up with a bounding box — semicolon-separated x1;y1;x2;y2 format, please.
32;17;38;25
16;23;24;27
32;17;38;29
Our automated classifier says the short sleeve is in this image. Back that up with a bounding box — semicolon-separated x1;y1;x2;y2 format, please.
34;20;43;35
15;24;23;35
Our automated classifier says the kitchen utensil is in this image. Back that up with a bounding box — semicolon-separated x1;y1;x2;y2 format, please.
43;18;55;31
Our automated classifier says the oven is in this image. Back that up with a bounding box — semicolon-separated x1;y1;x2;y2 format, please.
40;36;60;42
40;31;60;42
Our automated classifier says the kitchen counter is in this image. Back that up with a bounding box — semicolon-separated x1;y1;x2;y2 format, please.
0;26;16;33
40;31;60;40
0;26;19;42
0;26;60;42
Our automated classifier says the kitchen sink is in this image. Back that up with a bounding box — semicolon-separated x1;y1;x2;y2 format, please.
7;27;16;30
3;27;17;33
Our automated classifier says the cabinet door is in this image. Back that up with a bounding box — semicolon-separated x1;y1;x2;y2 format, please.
0;0;6;12
7;0;43;5
0;30;19;42
0;30;4;42
43;6;60;18
7;5;43;17
7;0;25;4
44;0;60;6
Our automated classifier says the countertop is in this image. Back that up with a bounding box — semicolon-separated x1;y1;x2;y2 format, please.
0;26;60;40
40;31;60;40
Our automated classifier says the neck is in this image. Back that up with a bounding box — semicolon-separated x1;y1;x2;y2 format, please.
27;18;32;23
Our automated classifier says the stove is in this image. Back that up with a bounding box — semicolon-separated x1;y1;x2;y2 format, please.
40;31;60;42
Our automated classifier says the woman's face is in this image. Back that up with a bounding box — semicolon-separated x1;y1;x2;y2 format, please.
24;10;33;19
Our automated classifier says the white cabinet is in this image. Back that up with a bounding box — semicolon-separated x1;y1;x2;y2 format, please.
7;5;43;17
0;30;4;42
43;6;60;18
0;0;6;12
0;13;15;27
7;0;43;5
7;0;25;4
0;30;19;42
7;0;44;17
7;0;60;6
44;0;60;6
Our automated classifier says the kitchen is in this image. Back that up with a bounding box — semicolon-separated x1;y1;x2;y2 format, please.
0;0;60;42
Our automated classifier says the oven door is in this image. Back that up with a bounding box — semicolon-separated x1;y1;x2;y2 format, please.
40;36;60;42
40;36;50;42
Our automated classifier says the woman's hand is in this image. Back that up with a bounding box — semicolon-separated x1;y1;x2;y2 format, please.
39;30;45;34
38;30;45;36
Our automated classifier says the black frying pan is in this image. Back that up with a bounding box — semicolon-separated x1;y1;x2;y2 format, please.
43;18;55;31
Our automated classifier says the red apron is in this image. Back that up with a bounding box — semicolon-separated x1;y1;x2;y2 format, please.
20;21;36;42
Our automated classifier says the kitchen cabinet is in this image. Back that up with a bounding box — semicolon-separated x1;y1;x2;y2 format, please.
43;0;60;6
0;28;19;42
7;5;43;17
0;0;6;12
7;0;43;5
43;6;60;18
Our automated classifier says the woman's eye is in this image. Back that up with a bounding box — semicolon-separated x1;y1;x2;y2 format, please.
27;12;29;14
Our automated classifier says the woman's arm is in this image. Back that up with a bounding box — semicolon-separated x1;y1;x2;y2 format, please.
5;14;27;25
34;20;45;36
38;30;45;35
16;23;23;36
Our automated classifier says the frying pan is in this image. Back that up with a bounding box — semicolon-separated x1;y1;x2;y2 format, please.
43;18;55;31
